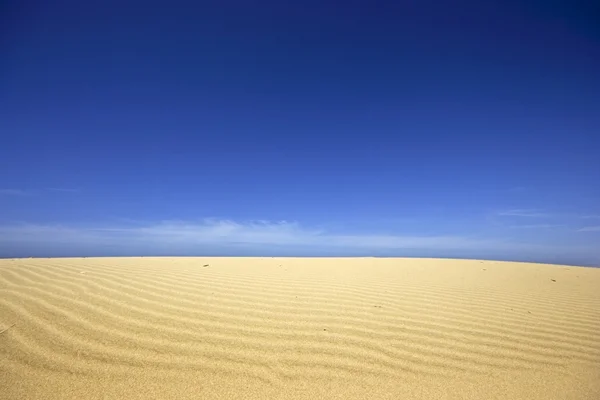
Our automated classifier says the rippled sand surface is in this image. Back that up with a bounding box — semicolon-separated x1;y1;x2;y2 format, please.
2;257;599;399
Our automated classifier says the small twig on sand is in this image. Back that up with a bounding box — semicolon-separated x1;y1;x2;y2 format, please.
0;324;15;334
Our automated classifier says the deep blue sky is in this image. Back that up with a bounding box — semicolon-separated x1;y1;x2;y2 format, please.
1;1;599;264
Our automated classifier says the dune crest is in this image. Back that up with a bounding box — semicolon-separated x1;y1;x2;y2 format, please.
1;257;599;399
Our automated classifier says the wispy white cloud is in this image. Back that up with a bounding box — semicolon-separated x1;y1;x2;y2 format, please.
1;219;598;264
0;188;81;196
0;189;30;196
492;209;600;235
508;224;562;229
0;219;508;250
497;209;550;218
578;226;600;232
46;188;80;193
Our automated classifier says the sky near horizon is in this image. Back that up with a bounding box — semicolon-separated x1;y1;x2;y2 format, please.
1;1;599;264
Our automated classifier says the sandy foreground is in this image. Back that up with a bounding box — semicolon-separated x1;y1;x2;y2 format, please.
1;257;599;400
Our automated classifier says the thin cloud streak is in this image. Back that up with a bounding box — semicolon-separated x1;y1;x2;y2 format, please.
497;209;550;218
578;226;600;232
47;188;80;193
508;224;562;229
0;189;30;196
0;188;80;196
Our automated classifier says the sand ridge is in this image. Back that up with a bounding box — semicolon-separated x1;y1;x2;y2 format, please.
1;257;599;399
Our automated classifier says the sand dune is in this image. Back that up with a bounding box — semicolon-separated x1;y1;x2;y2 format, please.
1;257;599;399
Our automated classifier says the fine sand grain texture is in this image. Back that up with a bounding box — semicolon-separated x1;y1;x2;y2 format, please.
1;257;600;399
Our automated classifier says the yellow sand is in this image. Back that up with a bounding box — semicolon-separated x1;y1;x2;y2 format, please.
1;257;599;399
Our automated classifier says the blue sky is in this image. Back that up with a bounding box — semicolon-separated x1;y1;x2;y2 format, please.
1;1;599;264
